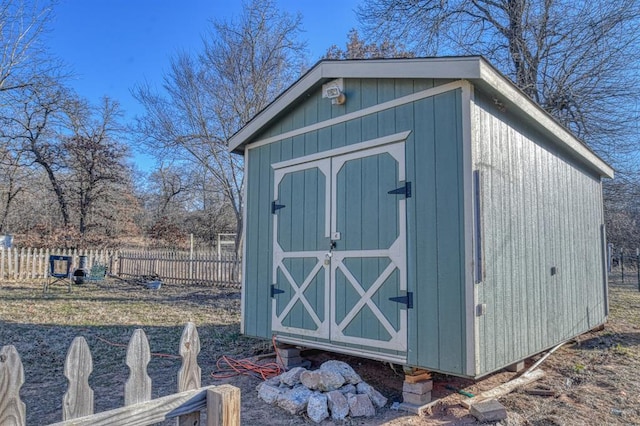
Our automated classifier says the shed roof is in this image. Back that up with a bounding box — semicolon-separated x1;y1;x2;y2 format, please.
228;56;613;178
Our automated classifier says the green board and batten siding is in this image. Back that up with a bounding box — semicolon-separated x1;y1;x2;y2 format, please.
236;57;612;379
243;78;469;375
471;92;607;375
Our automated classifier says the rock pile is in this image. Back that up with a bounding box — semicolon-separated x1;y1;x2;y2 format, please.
257;360;388;423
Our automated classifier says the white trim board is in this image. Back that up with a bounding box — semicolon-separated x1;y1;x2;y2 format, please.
248;81;462;151
272;131;411;170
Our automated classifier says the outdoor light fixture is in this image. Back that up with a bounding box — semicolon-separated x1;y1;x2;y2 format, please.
322;78;346;105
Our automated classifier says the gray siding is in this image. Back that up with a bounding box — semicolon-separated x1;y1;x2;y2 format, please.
243;79;468;375
472;93;607;375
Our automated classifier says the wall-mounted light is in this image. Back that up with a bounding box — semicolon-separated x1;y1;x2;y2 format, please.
322;78;346;105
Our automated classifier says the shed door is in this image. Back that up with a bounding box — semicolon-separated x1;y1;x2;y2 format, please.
272;142;407;351
330;143;408;351
272;160;331;339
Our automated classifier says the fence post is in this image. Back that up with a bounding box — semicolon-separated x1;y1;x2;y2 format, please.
63;337;94;420
207;385;241;426
177;322;201;426
0;345;26;426
621;248;625;284
125;329;152;405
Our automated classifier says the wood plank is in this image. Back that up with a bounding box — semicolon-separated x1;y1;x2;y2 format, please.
207;385;241;426
0;345;26;426
460;369;545;409
63;337;94;420
50;386;222;426
125;329;152;405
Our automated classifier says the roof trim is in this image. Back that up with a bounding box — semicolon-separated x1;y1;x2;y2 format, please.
228;56;613;178
228;57;483;152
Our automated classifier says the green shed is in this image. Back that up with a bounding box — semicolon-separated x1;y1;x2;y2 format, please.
228;57;614;378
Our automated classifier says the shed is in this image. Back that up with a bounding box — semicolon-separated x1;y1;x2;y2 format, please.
228;56;614;379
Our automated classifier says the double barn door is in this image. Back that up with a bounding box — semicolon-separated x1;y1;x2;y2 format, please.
271;140;409;352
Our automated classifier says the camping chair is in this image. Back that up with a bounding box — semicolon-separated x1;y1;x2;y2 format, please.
43;255;73;293
87;263;107;281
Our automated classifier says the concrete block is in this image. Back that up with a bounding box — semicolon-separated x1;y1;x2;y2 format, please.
402;390;431;405
506;361;525;372
277;347;301;358
469;398;507;422
281;356;303;368
402;380;433;395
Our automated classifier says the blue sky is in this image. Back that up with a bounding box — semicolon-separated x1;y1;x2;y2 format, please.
48;0;361;170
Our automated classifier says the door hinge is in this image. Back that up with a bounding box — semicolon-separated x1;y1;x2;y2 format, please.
389;292;413;309
271;201;286;214
270;284;285;297
388;181;412;198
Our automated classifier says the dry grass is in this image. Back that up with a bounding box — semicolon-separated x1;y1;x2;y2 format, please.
0;277;253;425
2;274;640;425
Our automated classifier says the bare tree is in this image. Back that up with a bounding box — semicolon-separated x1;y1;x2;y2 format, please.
0;0;56;94
0;79;71;226
357;0;640;168
0;147;25;232
325;28;414;59
62;96;129;238
133;0;306;253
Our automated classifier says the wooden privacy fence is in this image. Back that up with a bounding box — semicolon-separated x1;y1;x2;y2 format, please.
0;248;114;281
0;322;240;426
117;251;241;288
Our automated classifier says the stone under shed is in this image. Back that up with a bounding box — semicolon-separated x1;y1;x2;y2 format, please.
257;360;387;423
230;56;613;384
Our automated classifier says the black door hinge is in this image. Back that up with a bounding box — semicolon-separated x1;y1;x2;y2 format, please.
271;201;286;214
389;292;413;309
388;181;411;198
271;284;285;297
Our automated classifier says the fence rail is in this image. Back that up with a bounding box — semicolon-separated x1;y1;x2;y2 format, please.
0;248;241;288
0;322;240;426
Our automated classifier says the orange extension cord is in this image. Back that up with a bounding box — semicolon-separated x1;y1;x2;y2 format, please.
210;335;284;381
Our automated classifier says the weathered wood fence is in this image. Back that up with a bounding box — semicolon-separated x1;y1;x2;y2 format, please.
0;248;114;281
0;322;240;426
117;251;241;288
0;248;241;288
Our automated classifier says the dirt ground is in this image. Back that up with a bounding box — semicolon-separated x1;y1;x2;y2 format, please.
1;273;639;425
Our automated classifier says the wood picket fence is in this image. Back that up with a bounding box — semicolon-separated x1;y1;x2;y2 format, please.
0;323;240;426
0;248;241;288
0;248;114;281
117;251;241;288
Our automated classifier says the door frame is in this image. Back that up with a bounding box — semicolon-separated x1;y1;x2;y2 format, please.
271;131;412;348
